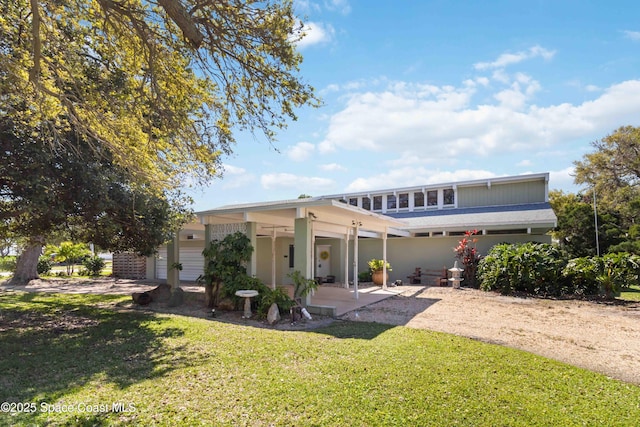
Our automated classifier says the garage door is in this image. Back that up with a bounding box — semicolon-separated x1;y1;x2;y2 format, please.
156;245;204;282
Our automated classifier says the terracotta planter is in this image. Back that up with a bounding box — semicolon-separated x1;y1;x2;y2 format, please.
372;270;388;286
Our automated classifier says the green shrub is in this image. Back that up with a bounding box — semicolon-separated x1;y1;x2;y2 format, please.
561;257;600;296
478;242;566;296
82;255;106;276
563;253;640;297
358;270;372;282
37;257;52;275
257;286;296;317
0;256;17;272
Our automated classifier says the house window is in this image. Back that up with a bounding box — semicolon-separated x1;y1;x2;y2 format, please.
443;189;455;205
349;197;358;207
487;229;527;235
414;192;424;208
387;194;397;210
288;244;294;268
399;193;409;208
373;196;382;210
427;190;438;206
362;197;371;210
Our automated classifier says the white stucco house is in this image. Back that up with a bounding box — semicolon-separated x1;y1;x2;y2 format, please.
146;172;557;306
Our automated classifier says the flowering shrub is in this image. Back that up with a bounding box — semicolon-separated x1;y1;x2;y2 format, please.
454;230;481;287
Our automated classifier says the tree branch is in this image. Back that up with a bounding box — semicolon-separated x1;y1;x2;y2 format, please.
157;0;204;48
29;0;41;82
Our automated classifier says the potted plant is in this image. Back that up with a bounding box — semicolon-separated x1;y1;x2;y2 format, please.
368;259;392;286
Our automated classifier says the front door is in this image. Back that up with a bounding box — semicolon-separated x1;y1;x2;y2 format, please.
316;245;331;279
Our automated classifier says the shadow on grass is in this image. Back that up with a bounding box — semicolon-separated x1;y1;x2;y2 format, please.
0;292;196;404
312;320;398;339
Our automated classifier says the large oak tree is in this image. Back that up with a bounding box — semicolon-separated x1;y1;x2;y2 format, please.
1;117;191;283
1;0;318;282
2;0;317;188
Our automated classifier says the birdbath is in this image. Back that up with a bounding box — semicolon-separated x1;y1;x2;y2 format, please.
448;261;464;289
235;290;259;318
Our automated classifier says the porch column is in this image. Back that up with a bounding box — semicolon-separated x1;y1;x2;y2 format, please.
166;232;180;290
343;227;350;289
270;228;277;289
294;216;313;306
310;219;316;280
382;228;388;290
353;221;360;300
246;221;258;277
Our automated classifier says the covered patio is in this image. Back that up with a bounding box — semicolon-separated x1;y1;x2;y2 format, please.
292;282;407;317
181;197;410;314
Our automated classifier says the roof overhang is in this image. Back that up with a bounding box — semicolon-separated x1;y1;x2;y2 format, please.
197;198;409;238
400;206;557;235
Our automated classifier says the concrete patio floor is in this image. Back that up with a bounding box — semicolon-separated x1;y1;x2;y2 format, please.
308;283;406;316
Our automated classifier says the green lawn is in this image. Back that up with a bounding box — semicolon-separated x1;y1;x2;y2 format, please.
620;284;640;301
1;292;639;426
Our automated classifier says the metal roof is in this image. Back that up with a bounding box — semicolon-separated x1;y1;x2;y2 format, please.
386;203;557;232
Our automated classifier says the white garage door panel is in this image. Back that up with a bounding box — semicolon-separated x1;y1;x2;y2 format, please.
155;245;204;282
181;246;204;282
156;248;167;280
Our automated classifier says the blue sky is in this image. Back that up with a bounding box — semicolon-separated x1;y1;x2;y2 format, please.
187;0;640;211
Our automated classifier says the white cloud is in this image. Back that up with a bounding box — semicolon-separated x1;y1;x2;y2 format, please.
324;0;351;15
474;45;556;70
320;163;347;172
493;74;541;110
320;79;371;95
345;168;498;192
296;0;350;15
294;0;321;14
287;142;315;162
220;164;256;189
549;166;580;192
317;78;640;161
623;30;640;41
295;21;335;49
318;82;477;154
261;173;335;191
517;160;532;167
222;164;245;174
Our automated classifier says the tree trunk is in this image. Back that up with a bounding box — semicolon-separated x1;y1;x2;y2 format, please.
204;281;220;308
10;238;43;285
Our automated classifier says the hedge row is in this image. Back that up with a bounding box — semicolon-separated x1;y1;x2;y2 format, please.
477;242;640;298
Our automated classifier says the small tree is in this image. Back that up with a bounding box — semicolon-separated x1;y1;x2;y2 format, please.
46;242;91;275
82;256;106;277
200;232;255;308
287;270;319;300
454;230;481;287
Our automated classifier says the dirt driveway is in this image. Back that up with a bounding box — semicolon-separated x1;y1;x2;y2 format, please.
2;278;640;385
340;285;640;385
